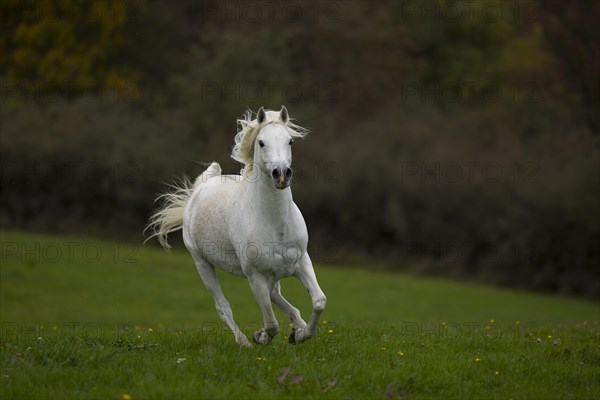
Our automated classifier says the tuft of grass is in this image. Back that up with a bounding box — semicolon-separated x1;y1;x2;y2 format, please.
1;231;599;399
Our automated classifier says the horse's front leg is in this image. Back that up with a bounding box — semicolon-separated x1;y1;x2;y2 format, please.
289;253;327;344
247;273;279;345
271;281;307;329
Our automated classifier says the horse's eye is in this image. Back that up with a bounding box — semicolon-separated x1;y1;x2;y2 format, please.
289;139;294;145
258;140;264;148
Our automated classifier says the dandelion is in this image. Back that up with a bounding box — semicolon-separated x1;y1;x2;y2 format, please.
148;328;153;332
322;320;328;324
122;394;132;400
475;358;481;362
397;351;405;356
547;335;552;339
490;319;495;324
284;336;289;340
495;371;500;376
256;357;263;361
328;329;334;334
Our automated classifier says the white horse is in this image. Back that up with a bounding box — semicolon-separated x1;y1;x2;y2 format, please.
146;106;326;346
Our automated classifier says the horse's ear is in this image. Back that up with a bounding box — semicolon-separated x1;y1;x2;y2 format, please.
257;107;266;124
279;105;289;124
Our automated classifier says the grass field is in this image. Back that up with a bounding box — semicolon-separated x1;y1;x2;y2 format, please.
1;231;599;399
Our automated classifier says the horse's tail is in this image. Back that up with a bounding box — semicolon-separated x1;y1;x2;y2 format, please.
145;162;221;251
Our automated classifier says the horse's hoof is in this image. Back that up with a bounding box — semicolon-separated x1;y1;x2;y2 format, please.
252;329;271;345
289;328;297;344
289;327;307;344
236;335;253;348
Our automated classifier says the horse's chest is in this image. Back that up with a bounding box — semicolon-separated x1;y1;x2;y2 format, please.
233;206;307;278
243;231;305;279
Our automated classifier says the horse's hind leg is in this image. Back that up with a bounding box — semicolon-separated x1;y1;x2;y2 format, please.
271;281;307;329
193;258;251;347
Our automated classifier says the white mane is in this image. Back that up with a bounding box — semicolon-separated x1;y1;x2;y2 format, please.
231;109;308;176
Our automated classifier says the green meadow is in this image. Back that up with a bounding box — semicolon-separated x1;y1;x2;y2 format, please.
1;231;598;399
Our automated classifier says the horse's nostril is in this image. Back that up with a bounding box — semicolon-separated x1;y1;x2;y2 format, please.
272;169;280;179
285;168;293;179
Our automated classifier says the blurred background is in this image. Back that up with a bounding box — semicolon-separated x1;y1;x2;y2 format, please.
1;0;598;296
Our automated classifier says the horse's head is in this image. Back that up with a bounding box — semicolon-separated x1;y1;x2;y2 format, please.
232;106;308;189
254;106;294;189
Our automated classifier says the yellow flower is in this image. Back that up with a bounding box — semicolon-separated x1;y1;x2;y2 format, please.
284;336;288;340
148;328;153;332
328;329;334;334
288;322;293;328
495;371;500;376
475;358;481;362
397;351;405;356
547;335;552;339
122;394;132;400
489;319;495;324
322;320;328;324
256;357;263;361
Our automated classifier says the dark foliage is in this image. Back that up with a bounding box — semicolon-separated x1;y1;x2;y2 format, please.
1;1;598;296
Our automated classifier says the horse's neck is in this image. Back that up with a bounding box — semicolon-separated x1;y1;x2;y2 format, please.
245;177;293;223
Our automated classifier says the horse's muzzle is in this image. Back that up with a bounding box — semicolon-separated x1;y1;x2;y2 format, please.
272;166;293;189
